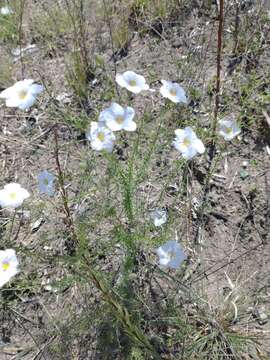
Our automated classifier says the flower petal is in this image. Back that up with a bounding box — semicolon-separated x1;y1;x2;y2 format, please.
5;96;21;107
106;118;122;131
18;94;36;110
29;84;44;95
0;86;16;99
110;102;124;115
193;139;205;154
115;74;126;88
125;106;135;122
175;85;187;104
174;129;184;138
123;120;136;132
99;108;116;123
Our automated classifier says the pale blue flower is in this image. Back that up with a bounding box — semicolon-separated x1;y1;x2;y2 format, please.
38;170;55;197
1;6;13;15
156;240;186;269
160;80;187;104
0;79;43;110
218;115;241;141
0;249;19;288
150;209;167;227
99;103;136;132
116;71;149;94
173;127;205;160
86;122;116;153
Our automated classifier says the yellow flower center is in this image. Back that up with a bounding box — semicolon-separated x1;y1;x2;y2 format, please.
116;115;124;124
9;192;17;200
43;178;49;186
225;127;232;134
183;137;191;147
129;79;137;87
2;261;10;271
170;88;177;96
97;132;105;142
18;89;28;100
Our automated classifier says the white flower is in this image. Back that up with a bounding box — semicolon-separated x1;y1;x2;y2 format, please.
99;102;136;132
218;116;241;141
86;122;116;153
0;183;30;209
116;71;149;94
160;80;187;104
0;249;19;288
1;6;12;15
150;209;167;227
173;126;205;160
156;240;186;269
0;79;44;110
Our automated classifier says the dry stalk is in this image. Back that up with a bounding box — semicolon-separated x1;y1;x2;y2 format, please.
102;0;121;99
212;0;224;146
18;0;26;78
54;125;77;250
194;0;225;244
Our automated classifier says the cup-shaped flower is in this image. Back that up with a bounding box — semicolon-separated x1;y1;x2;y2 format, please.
0;183;30;209
116;71;149;94
173;126;205;160
86;122;116;153
99;103;136;132
218;116;241;141
156;240;186;269
0;249;19;288
38;170;55;197
0;79;44;110
150;209;167;227
160;80;187;104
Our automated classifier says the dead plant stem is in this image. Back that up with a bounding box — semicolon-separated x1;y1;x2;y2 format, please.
53;126;77;244
18;0;26;78
102;0;121;99
212;0;224;144
194;1;224;244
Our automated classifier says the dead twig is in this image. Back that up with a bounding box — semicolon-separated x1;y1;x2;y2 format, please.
54;126;78;252
31;335;57;360
211;0;224;151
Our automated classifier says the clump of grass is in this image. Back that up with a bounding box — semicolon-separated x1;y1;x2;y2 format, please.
64;0;96;107
0;54;13;88
65;49;95;109
0;7;18;43
129;0;177;24
29;4;71;55
102;0;184;59
112;17;130;56
187;304;258;359
29;0;95;108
